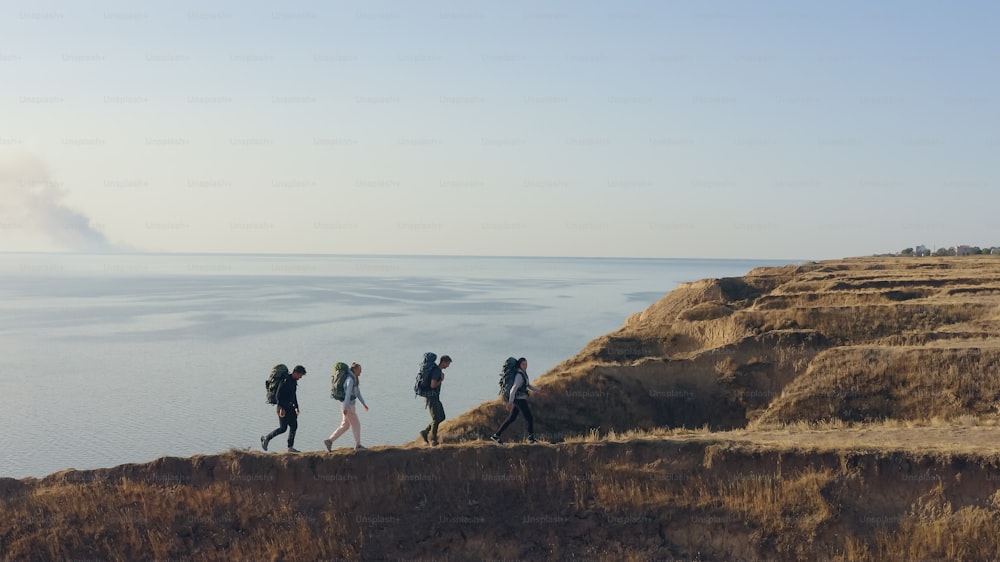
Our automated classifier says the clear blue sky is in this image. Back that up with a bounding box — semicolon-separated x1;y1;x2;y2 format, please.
1;0;997;258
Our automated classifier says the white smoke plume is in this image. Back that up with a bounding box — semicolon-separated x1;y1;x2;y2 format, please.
0;154;117;253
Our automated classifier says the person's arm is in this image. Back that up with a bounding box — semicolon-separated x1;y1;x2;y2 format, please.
430;366;443;389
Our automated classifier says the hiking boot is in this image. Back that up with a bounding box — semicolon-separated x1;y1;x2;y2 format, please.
323;439;333;452
260;435;269;451
286;447;300;453
430;439;439;447
419;429;429;445
490;434;503;445
528;434;537;444
355;444;366;450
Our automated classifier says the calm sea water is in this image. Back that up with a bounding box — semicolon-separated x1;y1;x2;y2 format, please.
0;253;795;478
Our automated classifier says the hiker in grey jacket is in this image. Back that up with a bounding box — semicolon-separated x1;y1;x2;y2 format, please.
490;358;541;444
325;362;369;451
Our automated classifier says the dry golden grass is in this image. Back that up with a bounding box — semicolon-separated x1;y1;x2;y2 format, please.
865;485;1000;561
7;429;1000;560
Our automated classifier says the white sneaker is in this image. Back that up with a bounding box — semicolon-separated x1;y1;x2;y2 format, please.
287;447;300;453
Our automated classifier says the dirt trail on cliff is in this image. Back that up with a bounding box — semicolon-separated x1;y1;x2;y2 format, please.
662;423;1000;456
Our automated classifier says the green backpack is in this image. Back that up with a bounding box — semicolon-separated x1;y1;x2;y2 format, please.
265;364;289;404
331;362;351;401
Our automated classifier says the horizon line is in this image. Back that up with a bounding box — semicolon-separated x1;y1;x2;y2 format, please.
0;250;807;262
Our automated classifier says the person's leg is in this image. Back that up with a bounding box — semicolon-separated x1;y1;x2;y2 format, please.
430;398;445;442
421;398;434;441
328;407;353;442
519;400;535;436
286;411;298;448
262;411;290;451
346;406;361;446
495;404;521;436
266;415;290;441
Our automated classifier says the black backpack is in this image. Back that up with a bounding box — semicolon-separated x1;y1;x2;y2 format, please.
414;352;438;397
265;364;289;404
497;357;520;400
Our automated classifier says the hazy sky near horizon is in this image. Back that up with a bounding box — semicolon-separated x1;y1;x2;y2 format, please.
1;1;997;259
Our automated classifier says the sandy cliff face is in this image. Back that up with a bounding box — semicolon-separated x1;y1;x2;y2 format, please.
444;256;1000;441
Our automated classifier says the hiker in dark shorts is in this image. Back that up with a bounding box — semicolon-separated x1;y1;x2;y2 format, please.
261;365;306;452
490;358;540;444
420;355;452;446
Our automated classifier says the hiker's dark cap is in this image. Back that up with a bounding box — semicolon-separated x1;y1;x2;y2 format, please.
440;355;452;363
292;365;306;374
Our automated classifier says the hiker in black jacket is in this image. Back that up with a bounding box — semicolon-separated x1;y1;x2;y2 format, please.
261;365;306;452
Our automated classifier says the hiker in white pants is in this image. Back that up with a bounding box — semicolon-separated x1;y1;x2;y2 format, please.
325;362;369;450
